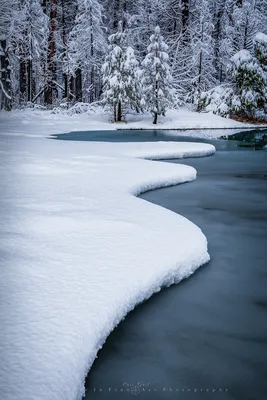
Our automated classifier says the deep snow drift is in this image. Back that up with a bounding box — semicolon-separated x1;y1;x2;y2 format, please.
0;119;215;400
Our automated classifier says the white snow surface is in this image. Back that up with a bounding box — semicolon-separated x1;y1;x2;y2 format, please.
1;110;215;400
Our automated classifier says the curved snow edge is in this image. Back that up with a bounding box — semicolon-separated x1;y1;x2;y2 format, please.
0;138;216;400
78;147;215;400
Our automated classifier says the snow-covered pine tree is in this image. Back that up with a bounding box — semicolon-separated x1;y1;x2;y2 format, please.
254;32;267;73
254;32;267;114
230;49;266;116
141;26;173;124
101;22;140;122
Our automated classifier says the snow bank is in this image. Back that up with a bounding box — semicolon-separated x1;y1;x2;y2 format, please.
116;108;265;130
0;124;215;400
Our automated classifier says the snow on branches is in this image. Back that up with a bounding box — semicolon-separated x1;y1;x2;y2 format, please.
101;22;140;122
141;26;173;124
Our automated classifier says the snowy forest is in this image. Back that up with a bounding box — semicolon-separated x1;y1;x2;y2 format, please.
0;0;267;122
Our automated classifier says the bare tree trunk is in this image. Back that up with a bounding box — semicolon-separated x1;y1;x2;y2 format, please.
114;103;117;122
113;0;120;30
197;22;204;97
90;6;94;102
63;74;68;99
154;45;159;124
243;17;248;50
19;57;27;104
27;59;32;102
61;0;70;101
198;50;203;86
75;68;82;101
214;3;224;81
45;0;58;105
90;68;94;103
42;0;47;14
117;100;122;122
0;39;12;110
182;0;189;38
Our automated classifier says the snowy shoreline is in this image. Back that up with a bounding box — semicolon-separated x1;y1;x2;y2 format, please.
117;125;267;130
0;105;264;400
0;125;216;400
0;108;266;140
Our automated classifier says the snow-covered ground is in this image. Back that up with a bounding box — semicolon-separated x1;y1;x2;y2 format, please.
0;109;219;400
0;107;266;140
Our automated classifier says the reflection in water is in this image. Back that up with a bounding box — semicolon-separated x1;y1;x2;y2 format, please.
52;127;267;150
222;130;267;149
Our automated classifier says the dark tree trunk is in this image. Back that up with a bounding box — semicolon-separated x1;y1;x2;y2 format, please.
182;0;189;31
198;22;204;93
153;112;158;124
61;0;69;101
27;59;32;102
45;0;58;105
117;100;122;122
19;57;27;104
0;39;12;110
114;103;117;122
75;68;82;101
214;3;224;81
90;68;94;103
243;18;248;50
42;0;47;13
198;50;203;86
70;75;75;93
63;73;68;99
90;7;94;102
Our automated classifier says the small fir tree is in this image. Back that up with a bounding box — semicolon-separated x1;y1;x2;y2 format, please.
141;26;173;124
230;49;266;117
101;22;140;122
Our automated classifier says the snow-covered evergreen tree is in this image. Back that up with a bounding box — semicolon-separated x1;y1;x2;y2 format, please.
101;22;140;122
230;49;266;116
254;32;267;73
141;26;173;124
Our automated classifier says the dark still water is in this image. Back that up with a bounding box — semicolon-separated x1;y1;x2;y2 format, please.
52;128;267;149
84;144;267;400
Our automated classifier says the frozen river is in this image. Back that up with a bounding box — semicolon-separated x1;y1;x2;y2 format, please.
82;134;267;400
